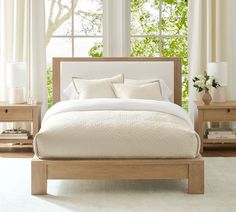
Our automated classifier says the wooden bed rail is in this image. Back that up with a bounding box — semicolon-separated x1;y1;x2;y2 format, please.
32;157;204;195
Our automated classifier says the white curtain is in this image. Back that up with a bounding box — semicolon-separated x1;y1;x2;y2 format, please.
0;0;47;116
188;0;235;123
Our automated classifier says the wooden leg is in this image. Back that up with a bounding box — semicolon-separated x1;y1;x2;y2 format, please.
31;162;47;195
188;163;204;194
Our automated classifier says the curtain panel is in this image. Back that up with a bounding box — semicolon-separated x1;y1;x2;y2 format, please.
188;0;235;123
0;0;47;116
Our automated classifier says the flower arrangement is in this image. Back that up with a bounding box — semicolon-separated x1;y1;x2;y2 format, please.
192;72;220;92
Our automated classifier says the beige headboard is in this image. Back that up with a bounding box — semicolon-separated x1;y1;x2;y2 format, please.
52;57;182;105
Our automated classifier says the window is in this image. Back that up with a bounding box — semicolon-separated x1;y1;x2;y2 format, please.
45;0;103;107
130;0;188;110
45;0;189;109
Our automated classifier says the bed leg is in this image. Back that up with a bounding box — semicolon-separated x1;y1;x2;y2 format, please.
31;162;47;195
188;163;204;194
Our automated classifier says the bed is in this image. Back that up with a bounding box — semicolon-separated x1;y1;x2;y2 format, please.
31;57;204;195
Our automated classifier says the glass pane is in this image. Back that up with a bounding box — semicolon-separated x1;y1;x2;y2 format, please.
131;37;160;57
74;0;103;36
162;0;188;18
161;0;188;35
161;17;187;36
131;0;160;35
45;0;72;37
182;75;189;111
46;38;72;64
161;37;188;74
74;38;103;57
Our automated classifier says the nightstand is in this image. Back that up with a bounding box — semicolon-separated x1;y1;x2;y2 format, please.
195;101;236;152
0;103;40;149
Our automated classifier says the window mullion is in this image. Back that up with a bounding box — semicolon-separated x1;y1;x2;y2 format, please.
130;35;187;38
51;35;103;38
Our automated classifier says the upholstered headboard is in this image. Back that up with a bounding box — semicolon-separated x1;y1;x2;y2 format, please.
52;57;182;105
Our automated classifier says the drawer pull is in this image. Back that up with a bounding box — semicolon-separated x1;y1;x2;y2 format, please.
5;109;8;113
227;109;231;113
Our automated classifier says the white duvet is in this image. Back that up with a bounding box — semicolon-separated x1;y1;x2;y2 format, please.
34;99;200;159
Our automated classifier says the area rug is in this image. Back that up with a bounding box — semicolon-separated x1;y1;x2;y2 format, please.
0;157;236;212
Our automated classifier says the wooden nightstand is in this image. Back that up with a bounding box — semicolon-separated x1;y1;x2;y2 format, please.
195;101;236;152
0;103;41;149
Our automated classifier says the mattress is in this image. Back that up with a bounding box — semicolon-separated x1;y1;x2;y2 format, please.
34;99;200;159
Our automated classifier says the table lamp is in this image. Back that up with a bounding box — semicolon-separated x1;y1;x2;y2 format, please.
6;63;27;104
207;62;228;102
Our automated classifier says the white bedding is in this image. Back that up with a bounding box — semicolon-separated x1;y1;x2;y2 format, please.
34;99;200;159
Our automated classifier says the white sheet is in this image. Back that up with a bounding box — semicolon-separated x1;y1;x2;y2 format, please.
43;99;193;127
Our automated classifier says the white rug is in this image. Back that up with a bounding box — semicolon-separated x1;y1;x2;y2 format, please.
0;158;236;212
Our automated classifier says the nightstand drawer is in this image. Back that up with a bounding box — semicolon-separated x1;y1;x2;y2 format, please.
204;109;236;121
0;108;32;121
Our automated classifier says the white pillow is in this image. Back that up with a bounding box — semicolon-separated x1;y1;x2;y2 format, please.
71;74;124;99
124;79;172;101
63;82;80;100
112;82;163;101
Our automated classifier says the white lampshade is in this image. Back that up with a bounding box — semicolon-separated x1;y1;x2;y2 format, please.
6;63;27;87
207;62;228;86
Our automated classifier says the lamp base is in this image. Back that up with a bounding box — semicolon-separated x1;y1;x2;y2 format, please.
8;87;26;104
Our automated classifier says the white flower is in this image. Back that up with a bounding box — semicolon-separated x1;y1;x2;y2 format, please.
197;75;205;81
195;79;205;88
193;73;218;92
206;79;213;88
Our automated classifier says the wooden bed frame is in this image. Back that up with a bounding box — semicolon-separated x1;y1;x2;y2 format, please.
31;57;204;195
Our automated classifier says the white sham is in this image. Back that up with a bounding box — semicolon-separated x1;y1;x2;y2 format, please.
112;81;163;101
64;73;124;99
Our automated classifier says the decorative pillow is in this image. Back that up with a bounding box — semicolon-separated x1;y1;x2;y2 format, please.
112;81;163;101
124;78;172;101
72;74;124;99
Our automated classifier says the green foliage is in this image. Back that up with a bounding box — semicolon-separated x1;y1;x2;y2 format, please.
182;76;189;111
47;66;53;108
161;38;188;74
130;0;189;109
88;42;103;57
131;38;160;57
131;0;160;35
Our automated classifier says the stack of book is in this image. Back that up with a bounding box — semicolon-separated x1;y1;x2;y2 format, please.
206;128;236;139
0;129;30;140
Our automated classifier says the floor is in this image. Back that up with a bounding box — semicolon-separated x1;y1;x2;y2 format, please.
1;157;236;212
1;147;236;211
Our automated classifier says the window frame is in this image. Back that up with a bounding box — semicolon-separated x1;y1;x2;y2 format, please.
48;0;103;57
130;0;187;56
